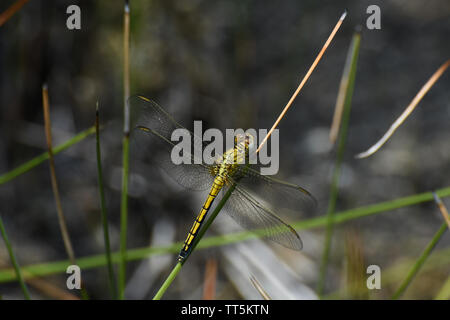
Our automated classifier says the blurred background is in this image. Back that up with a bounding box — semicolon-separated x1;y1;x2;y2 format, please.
0;0;449;299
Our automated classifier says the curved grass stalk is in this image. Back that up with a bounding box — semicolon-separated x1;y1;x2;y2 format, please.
356;59;450;159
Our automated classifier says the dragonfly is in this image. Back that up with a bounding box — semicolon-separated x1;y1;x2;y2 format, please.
129;95;316;262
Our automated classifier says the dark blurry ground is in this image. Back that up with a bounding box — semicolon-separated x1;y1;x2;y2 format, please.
0;0;449;299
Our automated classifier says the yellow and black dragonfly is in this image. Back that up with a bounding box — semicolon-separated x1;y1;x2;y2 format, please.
130;96;316;262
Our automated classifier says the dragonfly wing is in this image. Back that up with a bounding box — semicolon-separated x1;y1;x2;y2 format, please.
221;183;303;250
129;95;214;191
231;164;317;219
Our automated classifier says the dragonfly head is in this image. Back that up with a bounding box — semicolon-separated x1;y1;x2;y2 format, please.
230;133;256;166
234;133;255;152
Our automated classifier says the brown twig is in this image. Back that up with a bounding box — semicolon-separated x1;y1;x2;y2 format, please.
42;84;76;265
249;275;272;300
202;259;218;300
432;192;450;230
123;1;130;133
0;0;30;27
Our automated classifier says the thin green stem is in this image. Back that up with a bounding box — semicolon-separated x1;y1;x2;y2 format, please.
95;104;117;299
317;30;361;296
153;262;182;300
0;214;31;299
0;186;449;284
0;126;95;185
118;0;130;300
391;222;448;300
152;184;237;300
118;136;129;300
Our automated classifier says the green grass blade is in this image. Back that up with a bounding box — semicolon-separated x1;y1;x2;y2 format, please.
153;262;182;300
1;186;449;284
95;105;117;299
118;0;131;300
152;183;236;300
317;29;361;296
42;85;89;300
118;135;129;300
0;214;31;299
0;126;95;185
391;222;448;299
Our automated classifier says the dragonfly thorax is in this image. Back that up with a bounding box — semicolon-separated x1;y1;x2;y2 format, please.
210;133;253;181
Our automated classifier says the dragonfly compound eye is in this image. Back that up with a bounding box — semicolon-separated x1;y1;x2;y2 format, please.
234;134;246;146
244;134;255;148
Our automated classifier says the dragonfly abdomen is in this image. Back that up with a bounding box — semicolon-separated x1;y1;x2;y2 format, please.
178;175;226;262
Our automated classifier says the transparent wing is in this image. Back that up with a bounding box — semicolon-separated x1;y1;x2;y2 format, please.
230;164;317;219
222;181;304;250
129;95;214;191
